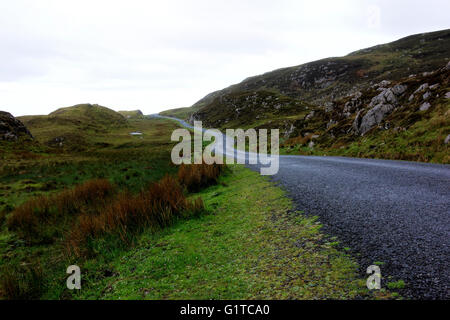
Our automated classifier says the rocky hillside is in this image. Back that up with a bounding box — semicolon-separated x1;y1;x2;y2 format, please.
0;111;33;141
161;29;450;163
189;29;450;115
280;62;450;162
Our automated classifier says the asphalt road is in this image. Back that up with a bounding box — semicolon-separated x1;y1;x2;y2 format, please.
154;114;450;299
257;155;450;299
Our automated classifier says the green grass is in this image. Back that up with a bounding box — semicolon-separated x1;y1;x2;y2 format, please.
75;166;387;300
386;280;406;290
0;117;180;213
0;106;395;299
0;114;184;299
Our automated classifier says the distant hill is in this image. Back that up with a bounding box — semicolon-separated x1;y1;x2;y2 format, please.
118;110;144;119
190;29;450;117
162;29;450;120
159;106;203;120
161;29;450;163
49;104;127;126
19;104;127;150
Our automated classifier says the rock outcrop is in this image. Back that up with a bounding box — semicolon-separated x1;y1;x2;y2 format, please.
0;111;33;141
353;84;407;135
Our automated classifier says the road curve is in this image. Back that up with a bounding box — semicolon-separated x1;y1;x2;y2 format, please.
153;114;450;299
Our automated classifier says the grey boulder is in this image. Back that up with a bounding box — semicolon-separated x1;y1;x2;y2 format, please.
419;102;431;111
355;104;395;135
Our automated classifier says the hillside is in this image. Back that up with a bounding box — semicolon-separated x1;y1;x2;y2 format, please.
18;104;127;151
279;63;450;162
190;29;450;113
159;105;204;120
118;110;144;119
162;29;450;163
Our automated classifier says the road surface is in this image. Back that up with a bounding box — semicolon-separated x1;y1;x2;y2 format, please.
153;114;450;299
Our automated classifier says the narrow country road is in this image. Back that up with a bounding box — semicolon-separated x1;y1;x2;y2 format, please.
261;155;450;299
153;114;450;299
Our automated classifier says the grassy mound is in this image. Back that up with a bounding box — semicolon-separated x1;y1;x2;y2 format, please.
18;104;127;151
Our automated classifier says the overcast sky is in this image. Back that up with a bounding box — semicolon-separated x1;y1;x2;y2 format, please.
1;0;449;116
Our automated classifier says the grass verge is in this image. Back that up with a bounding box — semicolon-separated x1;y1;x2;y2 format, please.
76;165;390;299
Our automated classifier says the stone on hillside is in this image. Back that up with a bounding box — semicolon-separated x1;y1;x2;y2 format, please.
369;85;406;108
370;89;393;107
352;110;362;132
324;102;335;112
305;111;315;120
356;103;395;135
391;84;407;95
445;134;450;145
445;92;450;99
284;123;295;138
429;84;440;90
378;80;391;88
355;83;409;135
351;91;363;99
0;111;33;141
414;83;429;93
423;91;431;100
419;102;431;111
327;119;338;128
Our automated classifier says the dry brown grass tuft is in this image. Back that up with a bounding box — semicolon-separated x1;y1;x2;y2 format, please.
283;133;314;148
178;163;224;192
55;178;115;214
6;179;115;242
8;164;222;256
66;175;204;257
